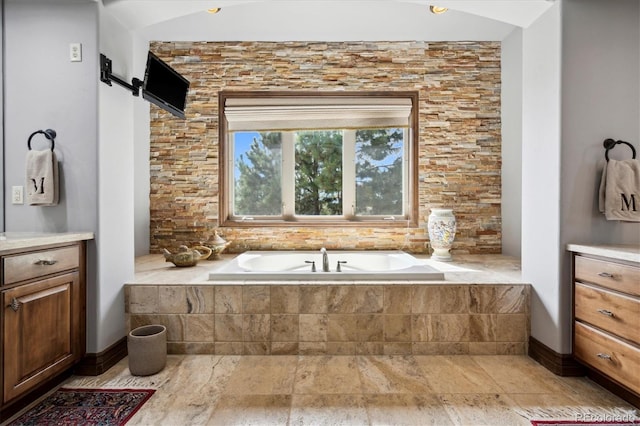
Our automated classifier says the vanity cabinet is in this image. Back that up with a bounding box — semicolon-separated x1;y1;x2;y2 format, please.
570;245;640;406
0;240;87;416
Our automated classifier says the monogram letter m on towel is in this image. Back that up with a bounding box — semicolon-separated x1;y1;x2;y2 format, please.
25;150;59;206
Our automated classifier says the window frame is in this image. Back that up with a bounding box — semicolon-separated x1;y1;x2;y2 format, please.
219;90;419;228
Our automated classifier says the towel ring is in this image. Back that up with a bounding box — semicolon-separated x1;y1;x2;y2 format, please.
603;138;636;161
27;129;56;152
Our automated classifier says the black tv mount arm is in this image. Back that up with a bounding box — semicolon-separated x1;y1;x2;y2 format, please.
100;54;142;97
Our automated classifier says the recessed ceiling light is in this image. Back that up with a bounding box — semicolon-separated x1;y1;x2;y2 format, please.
429;6;448;14
207;7;222;14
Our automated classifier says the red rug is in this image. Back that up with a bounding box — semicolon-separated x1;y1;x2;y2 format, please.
531;419;640;426
7;388;155;426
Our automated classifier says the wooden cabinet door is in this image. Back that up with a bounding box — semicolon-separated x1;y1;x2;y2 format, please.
2;272;80;403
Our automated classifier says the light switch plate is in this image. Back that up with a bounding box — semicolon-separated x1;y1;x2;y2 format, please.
12;186;23;204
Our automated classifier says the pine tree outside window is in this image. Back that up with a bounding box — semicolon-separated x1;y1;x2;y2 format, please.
219;91;419;227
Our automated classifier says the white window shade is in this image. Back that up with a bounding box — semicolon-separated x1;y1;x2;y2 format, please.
224;96;412;131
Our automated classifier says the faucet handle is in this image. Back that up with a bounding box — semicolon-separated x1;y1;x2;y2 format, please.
336;261;347;272
305;260;316;272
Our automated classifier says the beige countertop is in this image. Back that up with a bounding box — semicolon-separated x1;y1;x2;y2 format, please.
566;243;640;263
0;232;94;252
130;253;525;285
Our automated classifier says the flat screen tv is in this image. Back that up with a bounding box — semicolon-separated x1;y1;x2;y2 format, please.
142;52;190;119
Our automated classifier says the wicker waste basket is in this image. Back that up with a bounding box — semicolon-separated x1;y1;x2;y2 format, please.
127;324;167;376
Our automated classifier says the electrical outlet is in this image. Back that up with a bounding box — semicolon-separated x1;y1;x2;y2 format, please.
12;186;23;204
70;43;82;62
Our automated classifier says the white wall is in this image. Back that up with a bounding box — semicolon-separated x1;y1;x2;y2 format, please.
501;28;523;257
3;2;98;234
96;3;137;352
558;0;640;353
133;36;150;256
521;2;564;352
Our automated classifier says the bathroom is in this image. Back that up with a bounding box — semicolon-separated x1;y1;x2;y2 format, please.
1;0;639;423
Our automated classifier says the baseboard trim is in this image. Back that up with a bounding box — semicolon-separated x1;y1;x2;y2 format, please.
528;336;585;376
75;337;127;376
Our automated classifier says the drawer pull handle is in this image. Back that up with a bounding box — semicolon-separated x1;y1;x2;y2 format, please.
8;298;20;312
597;309;614;317
34;259;58;266
596;353;612;360
598;272;614;278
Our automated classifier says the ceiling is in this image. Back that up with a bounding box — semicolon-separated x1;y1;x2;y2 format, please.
103;0;555;42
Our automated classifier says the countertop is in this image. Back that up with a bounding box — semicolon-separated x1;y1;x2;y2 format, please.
566;243;640;264
0;232;94;252
130;253;525;285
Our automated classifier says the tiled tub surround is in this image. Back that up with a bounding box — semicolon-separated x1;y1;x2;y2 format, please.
125;254;529;356
148;41;502;255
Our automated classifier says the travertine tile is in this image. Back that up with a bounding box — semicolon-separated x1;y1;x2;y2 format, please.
168;342;215;354
299;314;328;342
328;314;358;341
158;286;188;313
299;286;328;313
129;314;184;342
209;394;291;426
384;286;412;313
496;314;527;342
271;314;299;341
224;356;297;395
328;286;357;313
384;315;412;342
495;285;528;313
355;286;383;313
214;342;243;355
356;342;384;355
290;394;369;426
469;285;496;313
469;314;496;342
295;356;362;394
214;286;242;313
184;314;214;341
128;286;159;314
242;286;270;313
415;355;501;393
357;314;383;342
185;286;214;313
383;342;412;355
472;355;568;394
271;286;299;313
469;342;497;355
434;314;470;342
412;286;441;313
326;342;356;355
496;342;526;355
214;314;242;341
358;356;432;394
439;393;530;426
366;394;454;426
299;342;327;355
271;342;299;355
412;314;434;342
243;314;270;342
243;342;270;355
439;285;470;313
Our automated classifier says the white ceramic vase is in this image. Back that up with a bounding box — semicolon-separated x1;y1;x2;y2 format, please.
427;208;457;261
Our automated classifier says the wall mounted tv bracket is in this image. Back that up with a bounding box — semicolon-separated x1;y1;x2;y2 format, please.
100;54;142;96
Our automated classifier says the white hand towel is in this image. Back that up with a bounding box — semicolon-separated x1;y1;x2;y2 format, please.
25;150;59;206
598;159;640;221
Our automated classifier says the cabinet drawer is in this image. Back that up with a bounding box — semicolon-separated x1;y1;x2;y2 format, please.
575;256;640;297
574;321;640;394
575;283;640;344
2;245;80;285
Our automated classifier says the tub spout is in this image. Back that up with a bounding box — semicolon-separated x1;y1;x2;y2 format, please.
320;247;330;272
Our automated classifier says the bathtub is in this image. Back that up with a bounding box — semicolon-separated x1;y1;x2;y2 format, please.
209;250;445;281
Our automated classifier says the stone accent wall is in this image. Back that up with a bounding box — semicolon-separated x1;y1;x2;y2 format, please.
126;283;529;356
149;41;501;254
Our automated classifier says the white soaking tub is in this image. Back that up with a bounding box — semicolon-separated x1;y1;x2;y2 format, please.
209;250;445;281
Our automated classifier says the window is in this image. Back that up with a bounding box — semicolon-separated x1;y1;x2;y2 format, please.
219;91;418;226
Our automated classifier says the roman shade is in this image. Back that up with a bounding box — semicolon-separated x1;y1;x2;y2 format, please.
224;96;413;131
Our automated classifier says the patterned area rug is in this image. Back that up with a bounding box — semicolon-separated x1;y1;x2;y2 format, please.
531;419;640;425
8;388;155;426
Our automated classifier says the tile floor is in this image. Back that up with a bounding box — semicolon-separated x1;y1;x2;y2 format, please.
32;355;640;425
